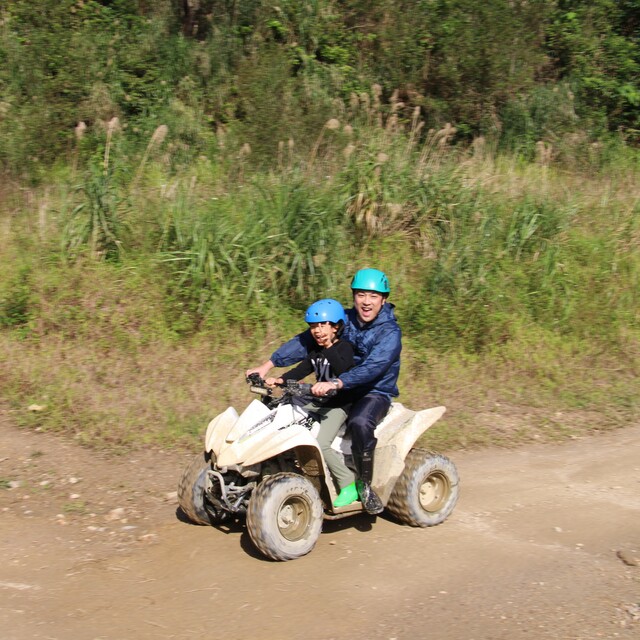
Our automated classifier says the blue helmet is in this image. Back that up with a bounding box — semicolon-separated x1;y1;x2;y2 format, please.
350;268;390;294
304;299;346;324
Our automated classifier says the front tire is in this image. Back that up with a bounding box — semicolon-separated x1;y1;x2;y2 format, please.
387;449;459;527
177;452;215;525
246;473;323;561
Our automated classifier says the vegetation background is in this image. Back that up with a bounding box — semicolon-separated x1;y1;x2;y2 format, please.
0;0;638;451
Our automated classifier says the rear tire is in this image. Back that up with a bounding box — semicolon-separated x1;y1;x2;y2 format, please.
246;473;323;561
387;449;459;527
177;452;215;525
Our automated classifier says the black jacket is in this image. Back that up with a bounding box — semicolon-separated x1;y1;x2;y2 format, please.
281;340;354;409
281;339;354;382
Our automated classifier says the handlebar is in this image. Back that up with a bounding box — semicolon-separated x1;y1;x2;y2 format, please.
245;375;337;398
246;373;272;397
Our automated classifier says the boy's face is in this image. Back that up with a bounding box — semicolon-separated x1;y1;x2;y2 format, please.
309;322;338;348
353;290;385;323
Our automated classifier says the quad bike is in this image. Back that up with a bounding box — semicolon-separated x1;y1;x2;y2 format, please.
178;375;459;561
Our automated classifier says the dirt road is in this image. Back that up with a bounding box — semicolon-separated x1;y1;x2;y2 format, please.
1;416;638;640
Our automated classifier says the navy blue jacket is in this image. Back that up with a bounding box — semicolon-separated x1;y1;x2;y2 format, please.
271;303;401;398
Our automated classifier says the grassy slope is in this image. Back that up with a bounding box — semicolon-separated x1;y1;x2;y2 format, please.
1;139;638;452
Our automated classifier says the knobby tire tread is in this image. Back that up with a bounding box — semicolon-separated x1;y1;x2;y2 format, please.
246;472;322;562
177;452;212;526
386;449;459;527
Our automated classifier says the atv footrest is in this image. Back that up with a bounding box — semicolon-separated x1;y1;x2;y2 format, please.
323;502;365;520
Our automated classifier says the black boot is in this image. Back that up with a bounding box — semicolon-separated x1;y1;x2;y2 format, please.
355;450;384;515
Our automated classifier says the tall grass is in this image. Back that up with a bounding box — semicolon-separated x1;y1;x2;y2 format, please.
6;84;638;348
1;91;638;449
158;173;349;320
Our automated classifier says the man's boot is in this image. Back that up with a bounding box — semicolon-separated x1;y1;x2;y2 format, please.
355;450;384;515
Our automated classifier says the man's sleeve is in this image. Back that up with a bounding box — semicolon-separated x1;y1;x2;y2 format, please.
339;326;401;389
271;330;315;367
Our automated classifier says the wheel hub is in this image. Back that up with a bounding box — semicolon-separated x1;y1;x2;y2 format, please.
277;497;310;541
278;504;296;527
419;472;449;512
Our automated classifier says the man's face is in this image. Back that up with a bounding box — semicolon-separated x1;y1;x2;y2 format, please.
353;290;385;324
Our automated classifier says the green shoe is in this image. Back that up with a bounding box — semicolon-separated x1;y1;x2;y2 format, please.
333;482;359;508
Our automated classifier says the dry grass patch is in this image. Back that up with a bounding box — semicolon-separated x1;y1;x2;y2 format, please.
0;334;251;449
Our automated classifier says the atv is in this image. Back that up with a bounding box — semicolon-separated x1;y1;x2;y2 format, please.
178;375;459;561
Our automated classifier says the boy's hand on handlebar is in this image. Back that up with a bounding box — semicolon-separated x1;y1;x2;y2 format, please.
264;377;283;388
312;381;339;397
246;372;264;385
245;360;274;380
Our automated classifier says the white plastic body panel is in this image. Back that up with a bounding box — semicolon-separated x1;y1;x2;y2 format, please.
204;400;324;468
203;396;445;489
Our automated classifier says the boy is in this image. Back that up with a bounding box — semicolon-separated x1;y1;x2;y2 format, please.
265;298;359;508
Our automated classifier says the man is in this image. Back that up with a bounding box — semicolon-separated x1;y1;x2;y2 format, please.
246;268;401;515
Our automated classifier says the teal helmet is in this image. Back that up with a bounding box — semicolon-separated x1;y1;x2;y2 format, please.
304;298;346;324
350;268;390;294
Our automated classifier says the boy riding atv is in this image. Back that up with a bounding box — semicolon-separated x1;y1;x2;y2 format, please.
264;298;360;508
178;269;458;561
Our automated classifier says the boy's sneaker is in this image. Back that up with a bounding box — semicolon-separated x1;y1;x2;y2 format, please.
333;482;359;507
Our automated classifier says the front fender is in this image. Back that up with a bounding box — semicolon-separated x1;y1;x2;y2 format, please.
204;406;239;456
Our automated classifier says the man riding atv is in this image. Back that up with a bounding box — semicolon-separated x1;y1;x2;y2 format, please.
247;268;401;515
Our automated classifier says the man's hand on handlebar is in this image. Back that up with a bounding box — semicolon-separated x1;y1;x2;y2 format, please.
312;381;340;397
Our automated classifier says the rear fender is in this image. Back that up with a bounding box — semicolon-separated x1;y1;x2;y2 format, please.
373;405;446;505
376;405;446;460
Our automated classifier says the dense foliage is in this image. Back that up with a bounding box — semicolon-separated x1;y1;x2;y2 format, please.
1;0;639;174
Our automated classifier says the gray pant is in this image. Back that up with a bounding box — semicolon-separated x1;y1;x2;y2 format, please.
305;402;356;490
